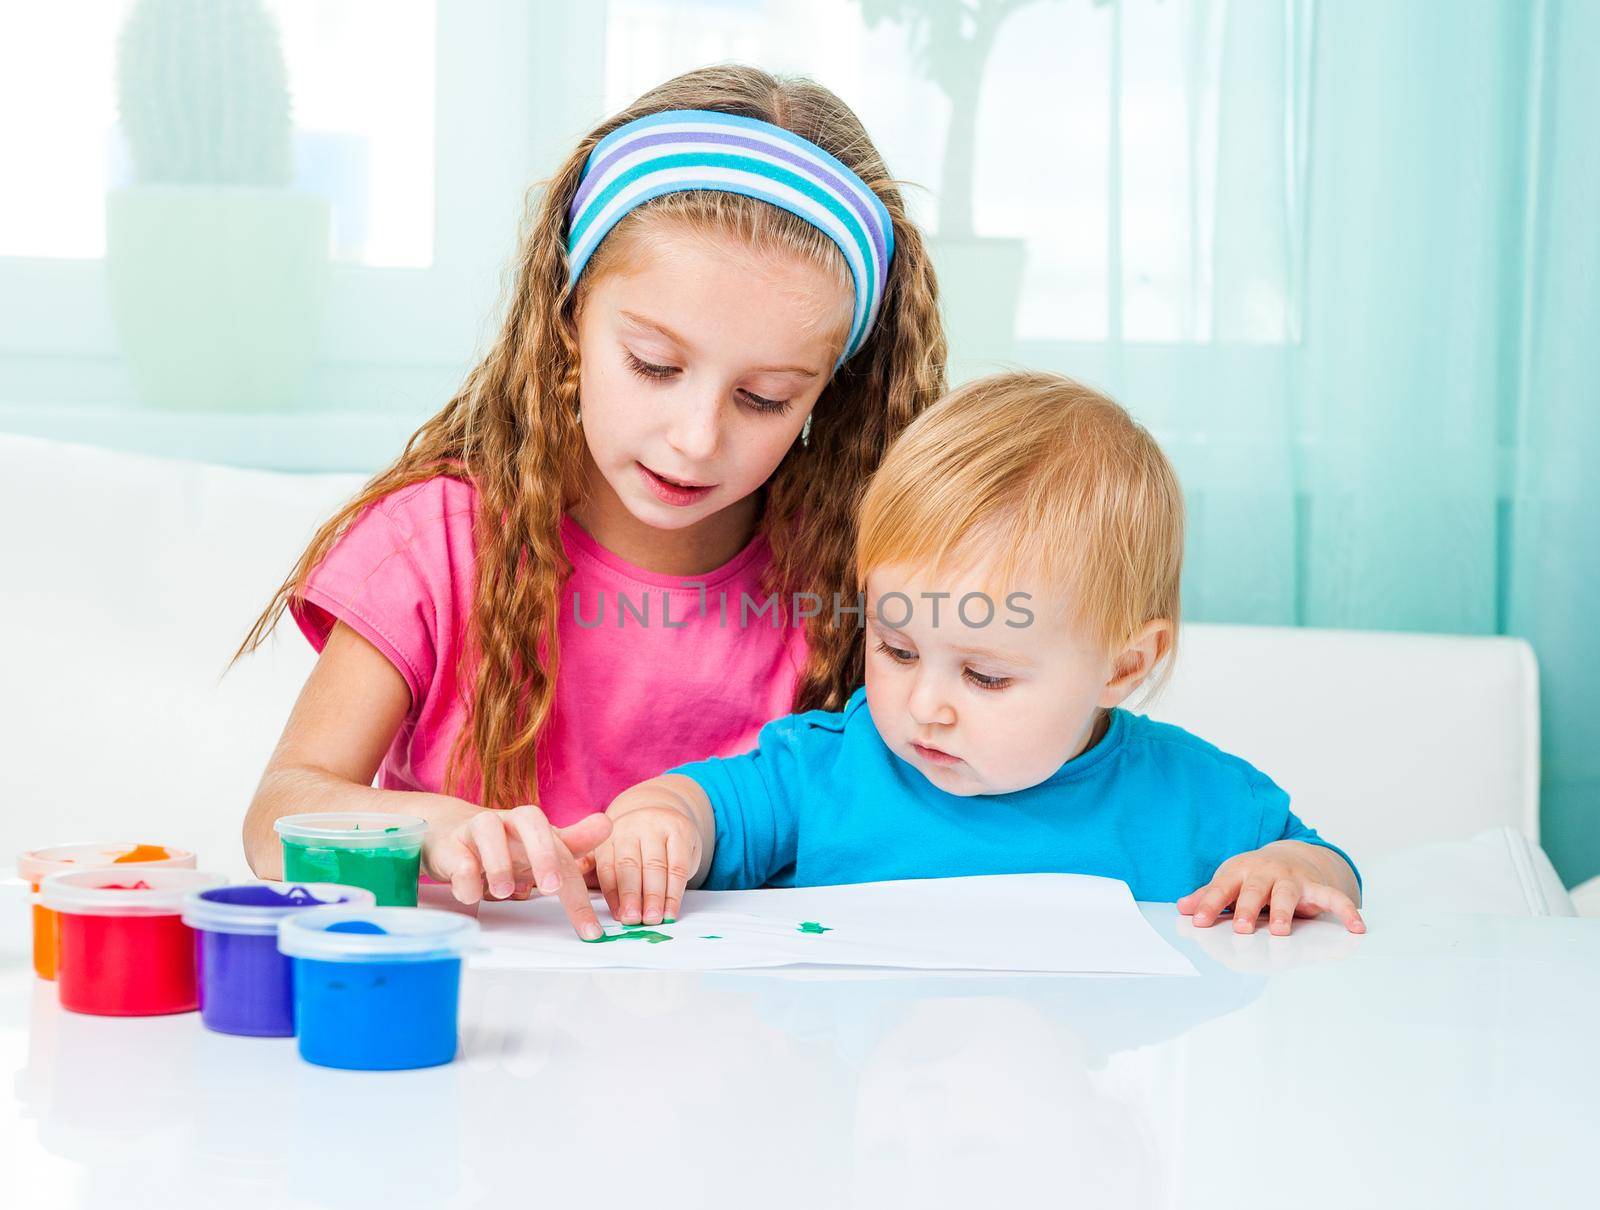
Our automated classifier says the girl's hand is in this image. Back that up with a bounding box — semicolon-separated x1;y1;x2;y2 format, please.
592;804;703;927
1178;841;1365;936
428;803;612;940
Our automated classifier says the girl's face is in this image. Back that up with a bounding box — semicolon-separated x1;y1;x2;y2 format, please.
574;224;850;536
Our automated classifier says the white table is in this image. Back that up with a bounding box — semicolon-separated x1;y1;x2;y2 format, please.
5;892;1598;1209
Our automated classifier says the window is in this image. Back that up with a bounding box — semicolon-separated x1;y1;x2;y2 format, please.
603;0;1305;345
0;0;1301;469
0;1;605;468
0;1;435;267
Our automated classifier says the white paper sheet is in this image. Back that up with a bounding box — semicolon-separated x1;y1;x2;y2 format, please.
471;874;1196;976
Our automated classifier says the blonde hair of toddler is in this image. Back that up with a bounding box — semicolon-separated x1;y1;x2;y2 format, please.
856;370;1185;690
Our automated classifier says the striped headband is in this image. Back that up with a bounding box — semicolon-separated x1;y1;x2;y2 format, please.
566;109;895;361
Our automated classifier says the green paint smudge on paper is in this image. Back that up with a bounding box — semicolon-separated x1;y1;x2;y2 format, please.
797;921;832;934
584;923;673;945
700;935;722;940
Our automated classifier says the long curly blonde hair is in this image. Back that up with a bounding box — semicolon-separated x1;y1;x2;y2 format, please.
233;65;947;812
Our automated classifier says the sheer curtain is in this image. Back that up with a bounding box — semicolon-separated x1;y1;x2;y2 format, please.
1010;0;1597;883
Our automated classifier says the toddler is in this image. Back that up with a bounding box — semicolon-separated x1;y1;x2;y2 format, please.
590;371;1364;936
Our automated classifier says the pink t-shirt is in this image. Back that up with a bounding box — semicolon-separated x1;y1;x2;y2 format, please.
289;476;808;825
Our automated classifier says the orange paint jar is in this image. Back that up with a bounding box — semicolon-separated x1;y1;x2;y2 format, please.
17;843;195;980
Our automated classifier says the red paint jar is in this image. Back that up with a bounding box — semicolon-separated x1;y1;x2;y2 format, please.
40;868;226;1016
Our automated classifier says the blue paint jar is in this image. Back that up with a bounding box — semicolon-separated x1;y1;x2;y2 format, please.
181;882;375;1037
276;906;478;1071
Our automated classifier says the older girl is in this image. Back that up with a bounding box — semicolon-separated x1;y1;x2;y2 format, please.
237;66;945;936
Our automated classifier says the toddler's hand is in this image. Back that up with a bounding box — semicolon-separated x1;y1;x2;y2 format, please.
429;804;612;940
592;804;702;926
1178;842;1365;936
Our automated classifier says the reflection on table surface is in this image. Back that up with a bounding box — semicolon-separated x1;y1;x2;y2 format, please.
5;900;1598;1210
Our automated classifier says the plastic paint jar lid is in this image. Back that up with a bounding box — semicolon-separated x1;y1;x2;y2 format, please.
274;814;426;849
278;906;478;964
17;842;196;887
181;882;377;936
41;867;227;916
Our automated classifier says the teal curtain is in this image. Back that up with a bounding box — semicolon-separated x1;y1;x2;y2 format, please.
1047;0;1599;883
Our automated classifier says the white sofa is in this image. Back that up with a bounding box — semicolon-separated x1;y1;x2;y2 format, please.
0;433;1577;915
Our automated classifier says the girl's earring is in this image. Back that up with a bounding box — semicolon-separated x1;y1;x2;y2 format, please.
800;414;812;448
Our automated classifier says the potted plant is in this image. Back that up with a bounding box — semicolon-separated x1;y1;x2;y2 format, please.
858;0;1045;379
107;0;330;411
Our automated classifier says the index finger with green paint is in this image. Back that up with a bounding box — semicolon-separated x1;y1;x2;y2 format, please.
548;815;612;941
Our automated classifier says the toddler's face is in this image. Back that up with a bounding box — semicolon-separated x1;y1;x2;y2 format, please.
575;225;849;533
862;560;1121;797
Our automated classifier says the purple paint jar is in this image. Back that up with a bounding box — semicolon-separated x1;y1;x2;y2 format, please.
181;882;375;1037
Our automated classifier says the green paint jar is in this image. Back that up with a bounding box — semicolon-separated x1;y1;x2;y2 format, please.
273;814;426;907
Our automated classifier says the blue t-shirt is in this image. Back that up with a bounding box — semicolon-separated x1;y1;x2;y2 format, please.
669;687;1359;902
